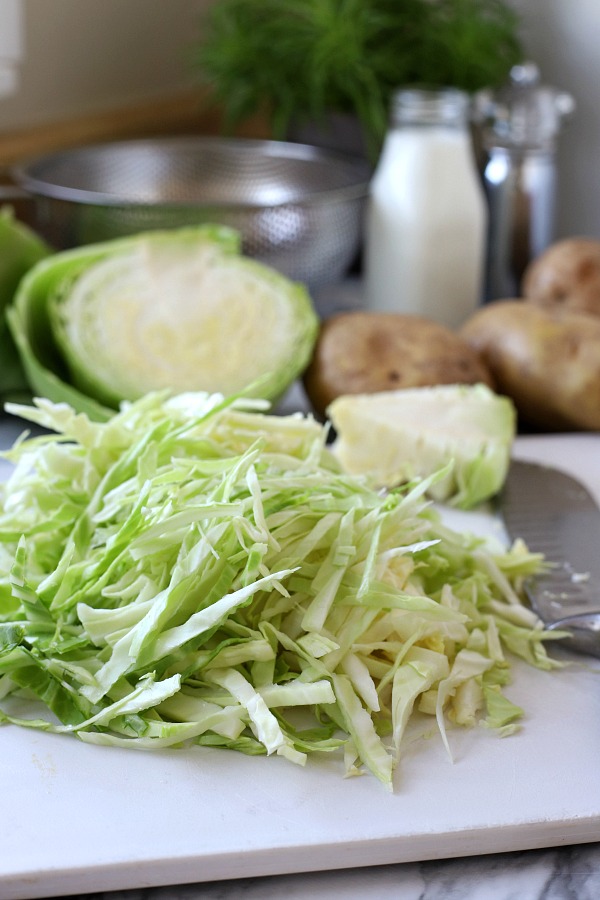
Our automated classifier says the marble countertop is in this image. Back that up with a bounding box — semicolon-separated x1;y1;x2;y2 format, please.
52;843;600;900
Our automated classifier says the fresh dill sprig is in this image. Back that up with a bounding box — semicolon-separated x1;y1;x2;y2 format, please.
190;0;524;158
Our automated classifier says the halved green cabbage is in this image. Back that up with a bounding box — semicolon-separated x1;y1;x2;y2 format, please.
8;225;318;419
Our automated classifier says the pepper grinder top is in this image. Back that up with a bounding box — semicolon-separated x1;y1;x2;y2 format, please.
475;63;575;302
476;62;575;154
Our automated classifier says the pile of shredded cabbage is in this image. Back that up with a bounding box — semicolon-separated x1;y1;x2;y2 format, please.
0;391;561;789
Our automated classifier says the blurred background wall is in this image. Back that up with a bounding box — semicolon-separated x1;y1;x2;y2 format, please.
508;0;600;239
0;0;598;238
0;0;210;128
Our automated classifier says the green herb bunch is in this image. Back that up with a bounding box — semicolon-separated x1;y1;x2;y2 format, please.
192;0;524;157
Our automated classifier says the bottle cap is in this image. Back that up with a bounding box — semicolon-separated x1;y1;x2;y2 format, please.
391;87;470;127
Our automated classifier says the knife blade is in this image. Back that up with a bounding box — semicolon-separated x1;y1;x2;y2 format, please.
500;459;600;657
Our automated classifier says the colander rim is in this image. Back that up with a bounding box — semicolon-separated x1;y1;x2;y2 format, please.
12;136;372;210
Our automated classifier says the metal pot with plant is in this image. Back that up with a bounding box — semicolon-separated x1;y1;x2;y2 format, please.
191;0;524;160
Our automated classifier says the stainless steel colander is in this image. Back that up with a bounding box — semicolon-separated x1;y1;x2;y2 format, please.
9;136;371;289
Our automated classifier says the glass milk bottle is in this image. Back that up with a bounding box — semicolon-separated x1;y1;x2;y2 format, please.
364;88;487;328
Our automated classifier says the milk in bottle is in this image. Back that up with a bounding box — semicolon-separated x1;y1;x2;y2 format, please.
364;88;487;328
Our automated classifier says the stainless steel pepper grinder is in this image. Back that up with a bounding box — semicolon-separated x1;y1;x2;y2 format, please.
475;63;575;302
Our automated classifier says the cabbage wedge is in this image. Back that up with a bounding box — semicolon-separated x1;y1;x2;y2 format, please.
328;384;516;509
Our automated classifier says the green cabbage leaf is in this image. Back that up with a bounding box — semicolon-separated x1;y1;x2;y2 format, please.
0;207;50;403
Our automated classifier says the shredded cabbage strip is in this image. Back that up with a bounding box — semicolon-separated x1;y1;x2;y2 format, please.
0;392;560;788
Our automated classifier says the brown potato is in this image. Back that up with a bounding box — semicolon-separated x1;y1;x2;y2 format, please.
523;237;600;316
461;301;600;430
303;311;494;418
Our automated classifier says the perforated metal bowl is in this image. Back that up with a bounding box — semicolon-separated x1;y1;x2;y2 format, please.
11;136;371;289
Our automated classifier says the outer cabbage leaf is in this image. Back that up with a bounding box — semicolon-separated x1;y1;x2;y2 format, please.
0;207;50;402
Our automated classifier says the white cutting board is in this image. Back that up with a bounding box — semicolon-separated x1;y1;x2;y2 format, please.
1;434;600;899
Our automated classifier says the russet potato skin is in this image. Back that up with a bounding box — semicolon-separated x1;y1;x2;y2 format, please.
303;311;494;418
461;301;600;431
523;237;600;316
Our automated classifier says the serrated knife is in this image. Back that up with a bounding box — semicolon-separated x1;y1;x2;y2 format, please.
500;459;600;658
